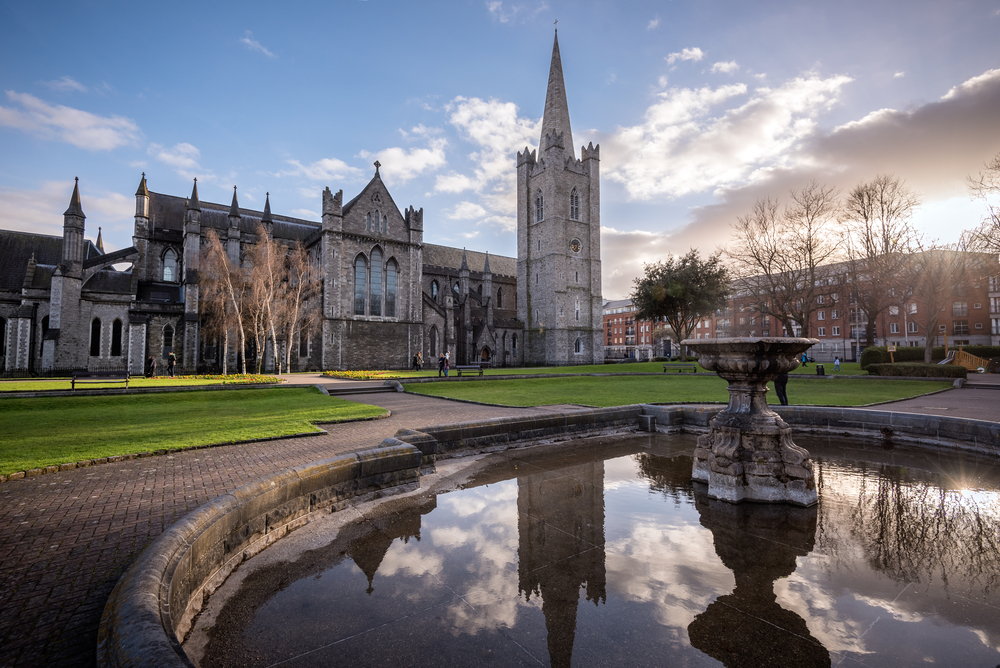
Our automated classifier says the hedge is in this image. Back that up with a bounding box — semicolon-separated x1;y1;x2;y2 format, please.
867;363;967;378
860;345;1000;370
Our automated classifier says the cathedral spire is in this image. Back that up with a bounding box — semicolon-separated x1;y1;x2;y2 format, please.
186;178;201;211
96;226;104;253
64;177;85;218
229;186;240;218
261;192;272;223
541;29;573;156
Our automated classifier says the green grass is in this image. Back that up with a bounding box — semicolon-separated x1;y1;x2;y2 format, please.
0;388;387;475
0;375;282;393
405;375;951;408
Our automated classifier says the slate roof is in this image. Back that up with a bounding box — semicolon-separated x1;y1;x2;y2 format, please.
0;230;62;291
148;191;320;243
423;244;516;277
84;270;133;294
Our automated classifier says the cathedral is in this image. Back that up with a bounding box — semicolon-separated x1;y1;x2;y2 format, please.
0;32;603;374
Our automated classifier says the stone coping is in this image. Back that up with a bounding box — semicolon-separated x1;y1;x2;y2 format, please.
397;373;955;383
0;382;286;399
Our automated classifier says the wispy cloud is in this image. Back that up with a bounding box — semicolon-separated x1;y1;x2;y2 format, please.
147;142;216;181
0;91;140;150
711;61;739;75
666;47;704;65
240;31;275;58
0;180;133;239
358;137;448;184
894;71;906;78
41;76;87;93
447;201;487;220
277;157;362;182
485;1;548;24
647;17;660;30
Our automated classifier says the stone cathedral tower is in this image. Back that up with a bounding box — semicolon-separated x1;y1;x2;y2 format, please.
517;31;604;365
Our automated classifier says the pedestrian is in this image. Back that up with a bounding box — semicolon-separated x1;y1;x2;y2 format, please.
444;354;450;377
774;372;789;406
167;352;176;378
833;356;841;372
147;355;156;378
416;352;423;370
412;353;420;372
438;354;445;378
800;352;808;367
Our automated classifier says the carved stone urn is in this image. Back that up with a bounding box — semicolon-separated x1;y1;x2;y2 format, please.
680;337;819;506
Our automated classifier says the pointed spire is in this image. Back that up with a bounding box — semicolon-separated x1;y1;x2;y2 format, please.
64;177;85;218
541;29;573;155
96;226;104;253
483;251;492;275
460;247;469;271
186;178;201;211
135;172;149;197
261;192;272;223
229;186;240;218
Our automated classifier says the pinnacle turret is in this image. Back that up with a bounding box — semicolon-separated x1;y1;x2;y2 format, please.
541;30;573;157
186;178;201;211
135;172;149;197
261;192;272;223
96;227;104;253
64;177;85;218
229;186;240;218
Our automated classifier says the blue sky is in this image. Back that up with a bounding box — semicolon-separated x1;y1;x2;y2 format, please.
1;0;998;298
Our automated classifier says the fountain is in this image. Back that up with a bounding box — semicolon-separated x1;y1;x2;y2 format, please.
681;337;819;506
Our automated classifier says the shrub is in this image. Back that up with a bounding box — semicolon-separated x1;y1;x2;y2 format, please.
653;356;669;362
867;363;967;378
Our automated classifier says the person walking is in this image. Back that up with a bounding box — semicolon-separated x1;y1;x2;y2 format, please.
774;372;789;406
800;352;808;367
167;352;176;378
444;354;450;377
438;354;445;378
412;353;420;372
833;356;841;372
416;352;423;370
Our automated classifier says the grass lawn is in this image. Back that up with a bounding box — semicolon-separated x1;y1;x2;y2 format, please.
0;387;386;475
0;375;282;393
405;374;951;408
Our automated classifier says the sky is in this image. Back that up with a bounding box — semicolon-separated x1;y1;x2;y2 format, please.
1;0;998;299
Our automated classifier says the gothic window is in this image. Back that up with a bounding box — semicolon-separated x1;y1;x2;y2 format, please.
453;282;460;294
570;188;580;220
374;210;380;234
383;216;388;233
163;324;173;356
163;249;178;282
430;326;438;357
111;318;123;356
354;255;367;315
575;298;580;322
370;248;383;316
512;334;517;355
431;280;439;301
0;316;6;357
299;328;309;357
385;259;397;318
477;284;482;296
366;213;372;231
535;190;544;222
574;337;582;353
496;288;503;308
90;318;101;357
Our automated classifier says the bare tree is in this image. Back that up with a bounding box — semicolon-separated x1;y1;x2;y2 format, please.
246;223;285;374
841;174;921;348
202;229;249;374
727;181;843;337
278;242;322;371
966;152;1000;254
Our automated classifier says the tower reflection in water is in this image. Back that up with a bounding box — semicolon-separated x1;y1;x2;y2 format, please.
515;460;607;668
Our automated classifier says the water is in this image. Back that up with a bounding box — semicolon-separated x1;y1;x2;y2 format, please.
192;433;1000;667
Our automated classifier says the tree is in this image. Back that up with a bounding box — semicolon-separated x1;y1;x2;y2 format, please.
202;229;249;374
897;245;974;363
727;181;843;337
966;152;1000;254
246;223;285;374
841;174;921;348
276;242;321;371
630;249;729;352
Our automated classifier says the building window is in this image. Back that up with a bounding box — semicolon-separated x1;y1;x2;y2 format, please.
817;295;824;304
831;309;839;320
889;305;899;315
535;190;543;222
908;322;917;333
453;282;460;295
370;248;383;316
512;334;517;355
939;324;946;331
574;337;582;354
383;215;388;233
818;311;825;320
889;323;899;334
818;327;826;336
90;318;101;357
431;280;439;302
385;259;397;318
953;320;969;335
907;303;917;314
832;326;840;336
111;318;123;356
163;249;178;282
975;322;983;329
953;301;968;317
570;188;580;220
299;329;309;357
354;255;367;315
974;302;982;309
366;212;372;231
163;324;173;357
496;288;503;308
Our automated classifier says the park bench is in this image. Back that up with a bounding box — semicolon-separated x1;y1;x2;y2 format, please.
71;370;130;390
663;363;698;373
455;364;485;377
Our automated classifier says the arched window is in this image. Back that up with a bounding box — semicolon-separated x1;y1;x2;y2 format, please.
496;288;503;308
370;248;383;316
385;259;397;318
453;282;460;294
430;326;438;357
366;212;372;231
299;328;309;357
374;210;380;234
163;324;173;356
111;318;123;356
512;334;517;355
354;255;367;315
570;188;580;220
431;280;439;302
535;190;543;222
382;215;388;233
163;249;178;282
90;318;102;357
0;316;6;357
574;337;582;354
477;284;482;296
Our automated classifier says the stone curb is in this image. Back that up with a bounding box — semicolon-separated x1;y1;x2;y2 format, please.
397;372;959;384
0;382;290;400
0;412;393;485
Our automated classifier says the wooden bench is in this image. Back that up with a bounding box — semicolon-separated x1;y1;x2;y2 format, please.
71;370;130;390
663;363;698;373
455;364;485;377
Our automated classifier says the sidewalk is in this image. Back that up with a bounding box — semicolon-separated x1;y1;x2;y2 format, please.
0;386;997;667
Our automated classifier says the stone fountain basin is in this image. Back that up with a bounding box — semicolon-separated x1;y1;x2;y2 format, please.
680;337;819;380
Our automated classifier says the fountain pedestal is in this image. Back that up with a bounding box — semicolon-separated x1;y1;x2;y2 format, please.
681;337;819;506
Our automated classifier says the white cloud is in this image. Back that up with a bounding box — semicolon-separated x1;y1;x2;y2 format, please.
0;91;140;151
291;208;319;220
485;1;548;24
278;157;362;182
0;180;133;242
41;76;87;93
358;137;448;184
601;73;852;199
600;226;678;298
147;142;215;181
711;61;739;75
240;31;275;58
894;71;906;78
647;17;660;30
447;201;487;220
666;47;705;65
941;67;1000;100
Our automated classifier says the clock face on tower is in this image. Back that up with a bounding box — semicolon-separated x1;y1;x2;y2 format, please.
570;238;582;253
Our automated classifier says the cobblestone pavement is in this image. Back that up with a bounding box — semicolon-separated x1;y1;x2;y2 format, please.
1;384;997;667
0;393;576;668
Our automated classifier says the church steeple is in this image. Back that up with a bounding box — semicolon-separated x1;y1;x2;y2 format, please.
186;178;201;211
229;186;240;218
541;29;573;157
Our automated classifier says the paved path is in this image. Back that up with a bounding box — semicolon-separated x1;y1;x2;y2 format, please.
0;381;996;668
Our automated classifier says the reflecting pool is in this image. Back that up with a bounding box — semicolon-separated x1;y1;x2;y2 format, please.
189;433;1000;668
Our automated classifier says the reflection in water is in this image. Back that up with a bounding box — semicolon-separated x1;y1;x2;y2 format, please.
517;461;607;668
686;485;831;667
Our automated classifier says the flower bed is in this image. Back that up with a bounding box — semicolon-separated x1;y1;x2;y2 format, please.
321;370;401;380
171;374;284;384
